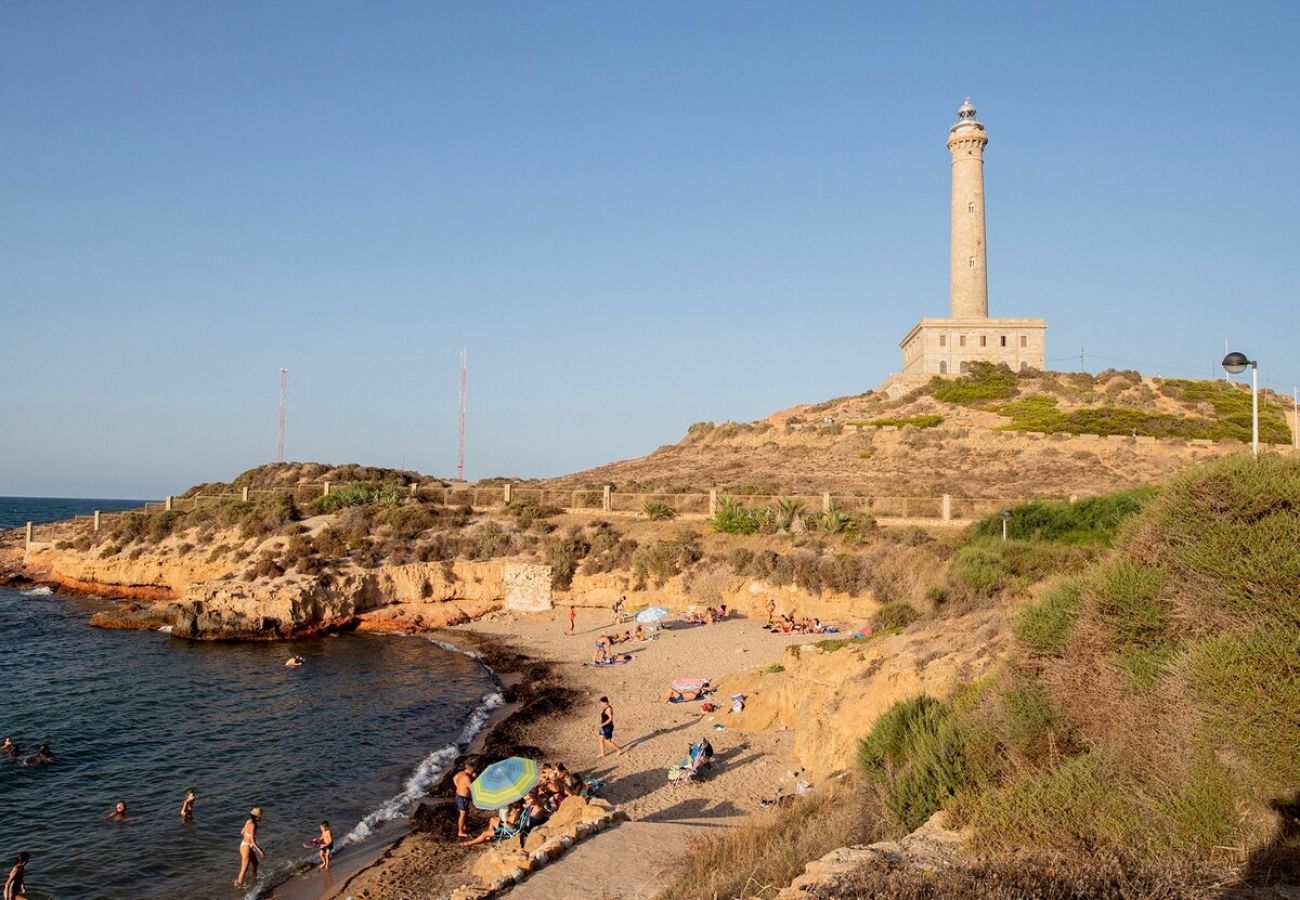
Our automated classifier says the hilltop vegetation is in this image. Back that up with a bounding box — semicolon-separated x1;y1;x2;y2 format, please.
545;366;1295;499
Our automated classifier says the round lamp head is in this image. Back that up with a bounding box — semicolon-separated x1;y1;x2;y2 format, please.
1221;351;1250;375
1000;509;1013;520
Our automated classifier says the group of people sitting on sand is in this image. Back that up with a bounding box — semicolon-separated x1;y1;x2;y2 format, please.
457;761;601;847
683;604;727;625
2;737;54;767
766;612;829;635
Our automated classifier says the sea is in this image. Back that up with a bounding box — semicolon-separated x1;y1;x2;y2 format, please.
0;498;502;899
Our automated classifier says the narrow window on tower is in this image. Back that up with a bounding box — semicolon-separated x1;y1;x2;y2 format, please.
968;202;975;213
968;257;976;268
1000;335;1007;347
939;361;947;374
980;335;987;348
959;335;966;347
1020;335;1027;348
939;334;946;347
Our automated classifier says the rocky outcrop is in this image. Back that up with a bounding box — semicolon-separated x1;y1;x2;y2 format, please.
777;811;970;898
722;607;1010;776
451;797;623;900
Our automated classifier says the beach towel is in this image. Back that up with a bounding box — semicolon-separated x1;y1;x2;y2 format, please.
585;657;633;667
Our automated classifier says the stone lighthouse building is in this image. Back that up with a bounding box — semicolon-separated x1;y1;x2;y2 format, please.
899;100;1046;375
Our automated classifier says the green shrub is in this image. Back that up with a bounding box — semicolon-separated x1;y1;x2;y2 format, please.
373;504;439;539
631;530;703;586
712;495;762;535
848;414;945;429
505;496;562;529
1091;559;1169;648
546;530;590;590
972;488;1155;545
872;601;920;630
951;538;1094;597
765;663;785;674
931;362;1019;405
642;500;677;520
858;694;994;831
1013;578;1085;655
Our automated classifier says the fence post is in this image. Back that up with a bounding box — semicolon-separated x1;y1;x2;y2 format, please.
708;490;718;517
602;485;612;512
25;522;33;549
93;511;101;533
409;483;418;498
822;491;831;513
941;494;952;523
165;496;174;511
503;483;513;504
241;486;250;502
323;482;331;497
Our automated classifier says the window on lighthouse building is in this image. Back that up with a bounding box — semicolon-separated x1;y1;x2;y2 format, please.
968;202;975;213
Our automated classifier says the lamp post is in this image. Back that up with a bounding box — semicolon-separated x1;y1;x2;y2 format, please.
1000;508;1012;542
1221;352;1258;458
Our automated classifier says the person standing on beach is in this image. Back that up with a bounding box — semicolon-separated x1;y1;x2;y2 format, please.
611;595;625;623
765;598;776;624
453;764;477;838
597;696;625;758
566;605;576;635
234;807;265;887
315;821;333;870
4;852;29;900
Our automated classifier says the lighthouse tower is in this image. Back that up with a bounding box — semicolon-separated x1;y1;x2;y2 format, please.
898;100;1045;376
948;99;988;318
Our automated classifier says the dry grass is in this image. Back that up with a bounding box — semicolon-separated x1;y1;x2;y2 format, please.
804;852;1213;899
659;779;886;900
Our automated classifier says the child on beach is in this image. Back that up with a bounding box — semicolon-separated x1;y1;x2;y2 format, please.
566;606;575;634
315;821;333;870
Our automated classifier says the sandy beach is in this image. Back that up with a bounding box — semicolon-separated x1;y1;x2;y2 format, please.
311;608;827;900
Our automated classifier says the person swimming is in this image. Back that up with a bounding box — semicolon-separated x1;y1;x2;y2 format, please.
1;738;19;760
4;851;30;900
180;790;195;821
105;801;135;823
285;656;305;668
23;745;53;766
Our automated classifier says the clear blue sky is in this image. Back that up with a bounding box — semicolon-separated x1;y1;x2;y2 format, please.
3;1;1297;498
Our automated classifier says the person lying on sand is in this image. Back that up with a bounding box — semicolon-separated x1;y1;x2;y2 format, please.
459;801;521;846
659;687;706;703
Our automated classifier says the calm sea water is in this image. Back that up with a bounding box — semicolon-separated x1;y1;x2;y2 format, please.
0;499;501;900
0;496;150;531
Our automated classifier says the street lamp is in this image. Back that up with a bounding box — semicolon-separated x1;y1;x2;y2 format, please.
1000;508;1012;542
1221;351;1258;458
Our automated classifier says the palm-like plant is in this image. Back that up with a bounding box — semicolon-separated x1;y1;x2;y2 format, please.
773;497;808;532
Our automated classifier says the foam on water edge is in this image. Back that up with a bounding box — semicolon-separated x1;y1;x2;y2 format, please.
21;586;53;596
249;634;504;899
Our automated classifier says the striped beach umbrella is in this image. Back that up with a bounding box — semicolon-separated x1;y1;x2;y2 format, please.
470;757;542;810
636;606;669;623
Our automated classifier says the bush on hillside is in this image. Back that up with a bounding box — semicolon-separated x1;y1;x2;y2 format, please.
642;500;677;520
931;362;1019;405
971;488;1155;545
879;454;1300;867
848;414;945;429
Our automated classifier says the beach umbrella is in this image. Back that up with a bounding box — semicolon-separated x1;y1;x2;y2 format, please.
470;757;541;810
636;606;669;623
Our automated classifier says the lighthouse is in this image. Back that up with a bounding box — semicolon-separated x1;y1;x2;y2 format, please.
898;100;1046;376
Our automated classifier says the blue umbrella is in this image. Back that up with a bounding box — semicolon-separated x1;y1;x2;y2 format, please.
636;606;669;623
471;757;542;810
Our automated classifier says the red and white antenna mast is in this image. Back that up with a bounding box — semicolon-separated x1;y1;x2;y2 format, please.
456;348;468;481
276;367;288;463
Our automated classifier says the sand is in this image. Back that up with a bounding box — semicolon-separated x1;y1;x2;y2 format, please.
317;609;826;900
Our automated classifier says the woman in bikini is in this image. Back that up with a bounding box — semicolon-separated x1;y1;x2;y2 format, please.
234;807;265;887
